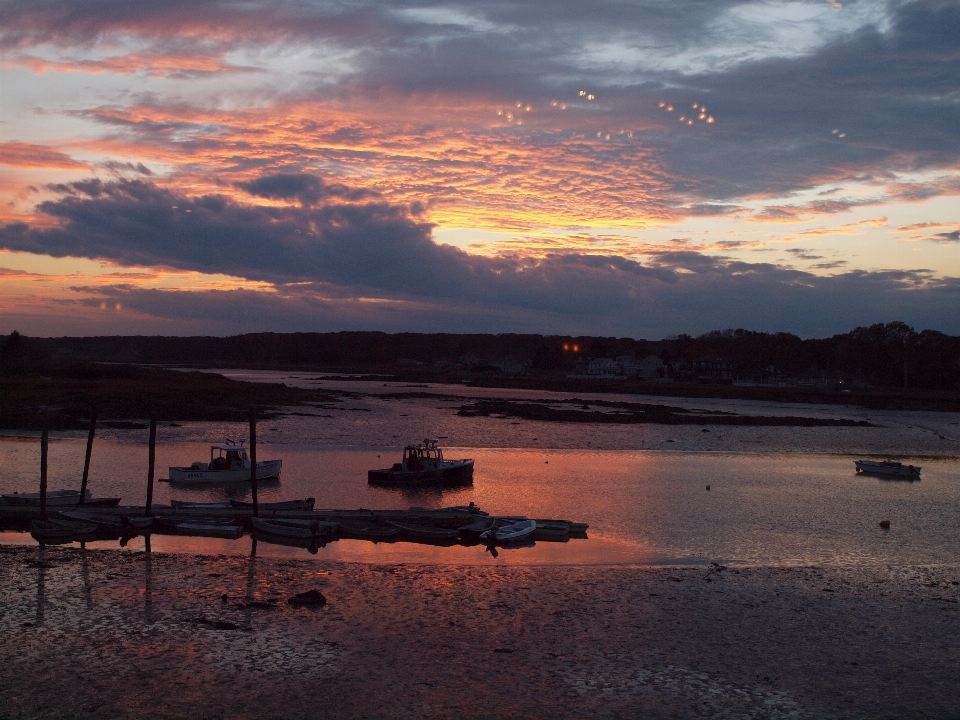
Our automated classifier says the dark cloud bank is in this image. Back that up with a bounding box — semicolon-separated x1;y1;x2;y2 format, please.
2;176;958;337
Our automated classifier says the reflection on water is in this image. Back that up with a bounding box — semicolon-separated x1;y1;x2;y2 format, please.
2;378;960;567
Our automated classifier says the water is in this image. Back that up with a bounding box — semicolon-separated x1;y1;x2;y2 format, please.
2;372;959;566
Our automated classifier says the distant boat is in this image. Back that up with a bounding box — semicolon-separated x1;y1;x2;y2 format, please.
855;460;921;477
168;441;281;483
170;499;233;509
172;522;244;539
368;439;474;487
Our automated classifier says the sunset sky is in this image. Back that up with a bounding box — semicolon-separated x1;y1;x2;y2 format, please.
1;0;958;338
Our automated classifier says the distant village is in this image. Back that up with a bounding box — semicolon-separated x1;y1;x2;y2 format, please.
447;352;872;390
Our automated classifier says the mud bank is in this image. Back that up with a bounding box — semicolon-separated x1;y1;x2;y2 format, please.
0;546;957;719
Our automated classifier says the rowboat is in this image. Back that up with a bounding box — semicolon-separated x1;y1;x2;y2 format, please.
230;498;316;511
368;439;474;488
172;522;244;539
168;441;282;483
855;460;921;477
5;489;89;506
48;517;102;543
170;500;232;509
336;521;400;541
385;520;461;542
250;516;337;540
480;519;537;544
30;519;98;544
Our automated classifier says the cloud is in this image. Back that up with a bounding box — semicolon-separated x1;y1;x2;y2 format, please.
237;173;379;206
0;142;88;169
933;230;960;242
2;176;959;338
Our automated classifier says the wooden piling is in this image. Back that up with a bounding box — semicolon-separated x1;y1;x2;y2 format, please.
145;413;156;517
39;426;49;521
249;408;259;517
79;415;96;506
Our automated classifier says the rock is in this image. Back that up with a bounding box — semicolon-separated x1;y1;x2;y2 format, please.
879;520;891;529
288;589;327;606
706;484;711;491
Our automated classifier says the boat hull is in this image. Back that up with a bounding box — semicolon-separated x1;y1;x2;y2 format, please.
168;459;282;483
368;459;474;488
855;460;921;476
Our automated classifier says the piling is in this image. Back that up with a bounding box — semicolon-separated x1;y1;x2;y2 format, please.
39;426;49;521
145;413;156;517
249;408;259;517
79;415;96;505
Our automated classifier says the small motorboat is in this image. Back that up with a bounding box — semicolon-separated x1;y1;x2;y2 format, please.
368;439;474;487
168;440;282;483
480;519;537;545
855;460;921;477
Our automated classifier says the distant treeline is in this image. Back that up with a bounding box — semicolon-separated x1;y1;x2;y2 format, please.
3;322;960;391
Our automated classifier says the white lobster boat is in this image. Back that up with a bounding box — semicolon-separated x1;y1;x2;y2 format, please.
854;460;921;477
168;441;282;483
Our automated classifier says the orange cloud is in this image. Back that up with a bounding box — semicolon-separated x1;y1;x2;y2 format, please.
0;142;89;169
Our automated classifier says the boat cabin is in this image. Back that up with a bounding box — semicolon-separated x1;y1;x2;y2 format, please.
191;443;250;472
399;439;444;472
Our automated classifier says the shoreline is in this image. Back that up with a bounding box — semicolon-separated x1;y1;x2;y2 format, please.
2;545;957;719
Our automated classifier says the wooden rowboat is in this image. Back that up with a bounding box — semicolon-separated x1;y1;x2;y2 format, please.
480;519;537;544
250;516;336;540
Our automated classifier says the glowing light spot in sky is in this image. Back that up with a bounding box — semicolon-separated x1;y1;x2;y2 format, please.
516;102;522;108
587;94;595;100
551;101;558;107
525;105;531;111
692;103;699;109
659;101;666;108
579;90;586;96
680;116;686;121
687;120;694;125
707;116;715;123
667;105;674;111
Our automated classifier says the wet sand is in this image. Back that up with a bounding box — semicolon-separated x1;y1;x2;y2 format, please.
1;546;957;719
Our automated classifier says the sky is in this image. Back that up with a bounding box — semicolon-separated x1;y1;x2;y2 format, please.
0;0;958;339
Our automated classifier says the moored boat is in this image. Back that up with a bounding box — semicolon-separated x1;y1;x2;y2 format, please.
480;519;537;544
168;441;282;483
250;516;336;540
855;460;921;477
2;490;121;508
30;519;98;544
230;498;316;511
172;522;244;539
385;520;461;542
368;439;474;487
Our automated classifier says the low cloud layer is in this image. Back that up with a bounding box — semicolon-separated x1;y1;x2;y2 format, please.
2;176;957;337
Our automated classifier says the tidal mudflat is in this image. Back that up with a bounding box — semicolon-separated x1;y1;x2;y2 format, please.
2;377;960;717
1;545;957;719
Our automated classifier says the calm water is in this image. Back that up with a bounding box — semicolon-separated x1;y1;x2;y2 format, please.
2;373;959;566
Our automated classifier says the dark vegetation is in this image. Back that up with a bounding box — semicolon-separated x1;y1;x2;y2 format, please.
2;321;959;428
0;331;338;430
19;322;959;391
